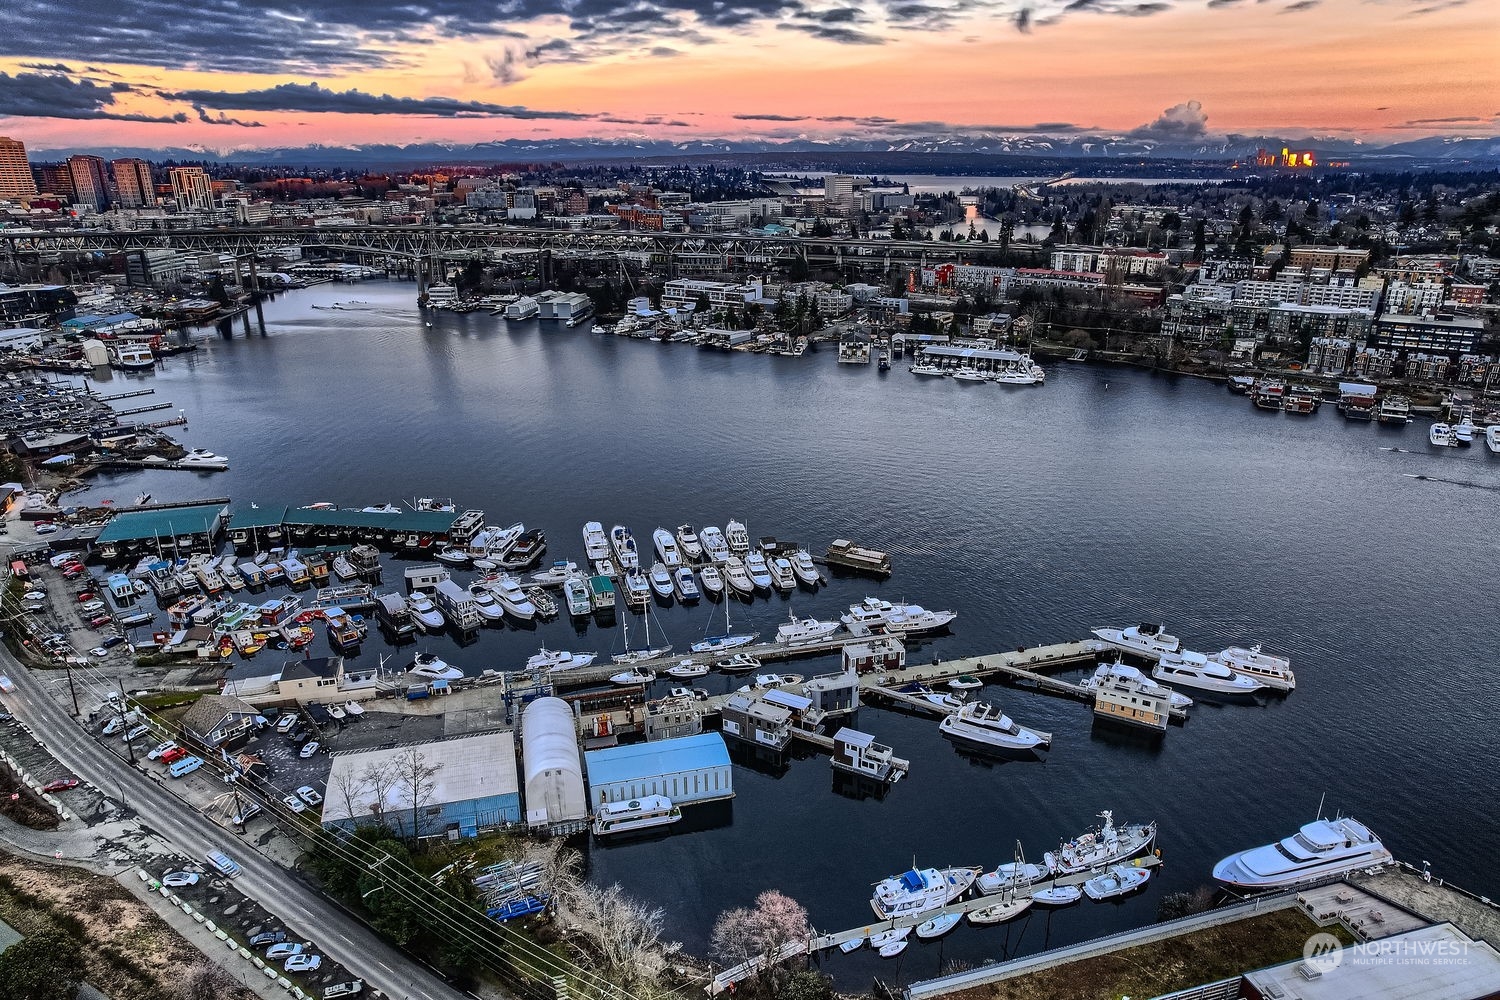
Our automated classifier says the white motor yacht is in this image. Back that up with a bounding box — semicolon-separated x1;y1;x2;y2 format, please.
467;586;505;621
610;525;640;570
1081;662;1194;710
582;521;612;561
721;556;755;596
526;648;597;672
775;613;842;646
939;701;1052;753
743;551;773;590
653;528;683;567
724;519;751;554
1083;864;1152;900
407;651;463;681
698;564;725;596
528;560;580;586
407;593;445;631
675;524;704;561
648;562;675;598
870;866;978;919
990;367;1038;385
435;546;471;566
977;859;1048;895
179;448;229;470
1091;623;1181;657
700;526;731;562
1212;816;1391;889
1211;645;1296;691
843;597;956;635
1151;649;1265;697
1429;422;1457;447
715;652;761;673
1487;425;1500;453
909;363;947;376
673;567;700;601
951;367;989;382
791;549;821;586
768;557;796;591
1045;811;1158;875
609;665;657;685
1454;417;1477;446
665;659;709;679
488;574;537;620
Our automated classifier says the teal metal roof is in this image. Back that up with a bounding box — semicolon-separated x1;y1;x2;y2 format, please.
228;505;289;529
387;510;461;533
282;508;403;529
96;504;226;544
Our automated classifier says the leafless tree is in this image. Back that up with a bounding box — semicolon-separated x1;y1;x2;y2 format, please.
565;882;681;998
327;765;372;828
358;758;401;832
525;838;583;917
392;748;443;840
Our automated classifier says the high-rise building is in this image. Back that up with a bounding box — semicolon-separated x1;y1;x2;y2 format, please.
169;166;214;212
35;163;74;199
67;154;111;211
0;137;38;198
112;158;155;208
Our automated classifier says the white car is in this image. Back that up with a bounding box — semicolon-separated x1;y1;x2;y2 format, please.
22;590;45;601
89;646;109;658
265;943;304;960
295;785;323;807
101;716;125;736
122;724;150;743
0;676;14;694
162;871;201;888
322;981;364;999
284;954;323;974
80;600;106;613
298;741;320;758
282;794;306;814
204;849;240;876
147;741;179;761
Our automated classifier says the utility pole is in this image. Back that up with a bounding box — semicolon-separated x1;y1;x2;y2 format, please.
64;659;79;716
117;675;137;765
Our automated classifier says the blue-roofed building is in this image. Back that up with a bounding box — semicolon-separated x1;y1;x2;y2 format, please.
584;732;733;808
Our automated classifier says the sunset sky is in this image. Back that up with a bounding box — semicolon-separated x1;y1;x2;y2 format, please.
1;0;1497;151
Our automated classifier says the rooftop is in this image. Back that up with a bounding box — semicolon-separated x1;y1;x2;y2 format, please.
95;503;226;544
585;732;729;786
1245;923;1500;1000
228;505;289;529
321;731;518;824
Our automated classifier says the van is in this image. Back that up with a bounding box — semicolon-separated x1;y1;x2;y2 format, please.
204;849;241;877
168;755;204;778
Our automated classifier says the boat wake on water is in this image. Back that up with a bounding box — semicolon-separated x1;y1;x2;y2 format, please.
1401;473;1500;492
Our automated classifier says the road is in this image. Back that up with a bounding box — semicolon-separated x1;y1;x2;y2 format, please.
0;649;468;1000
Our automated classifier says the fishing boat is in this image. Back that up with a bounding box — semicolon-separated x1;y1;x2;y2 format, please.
407;651;463;681
665;659;709;679
591;795;681;836
940;701;1051;753
790;549;821;586
675;525;704;561
648;562;675;598
775;612;841;646
768;557;796;591
700;525;731;562
673;567;700;602
331;555;358;581
610;525;640;570
653;528;683;567
724;519;751;554
698;564;725;596
563;574;593;617
1031;884;1083;906
527;648;597;672
914;912;961;939
870;866;978;919
715;652;761;673
690;597;758;654
743;551;773;591
721;556;756;596
582;521;612;561
488;574;537;620
609;665;657;686
1082;864;1152;901
407;592;445;631
1091;623;1181;657
1045;811;1157;875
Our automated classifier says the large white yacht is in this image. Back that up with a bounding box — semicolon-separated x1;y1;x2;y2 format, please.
407;651;463;681
526;648;597;672
870;866;978;919
939;701;1051;753
653;528;683;567
582;521;612;561
1429;422;1458;447
1151;650;1265;697
842;597;957;635
724;519;751;554
775;613;842;646
1210;645;1296;691
488;574;537;620
743;551;773;590
1212;817;1391;889
675;524;704;561
610;525;640;570
179;448;230;470
1081;662;1194;711
407;593;445;631
700;526;731;562
1092;623;1181;657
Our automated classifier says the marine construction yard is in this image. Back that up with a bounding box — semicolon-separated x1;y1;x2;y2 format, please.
3;490;1500;1000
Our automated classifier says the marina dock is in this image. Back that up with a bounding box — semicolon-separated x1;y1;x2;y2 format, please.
707;855;1165;994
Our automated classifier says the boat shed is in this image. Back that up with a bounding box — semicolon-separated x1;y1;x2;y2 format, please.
520;697;588;832
228;505;288;549
94;502;228;562
320;732;520;838
584;732;732;808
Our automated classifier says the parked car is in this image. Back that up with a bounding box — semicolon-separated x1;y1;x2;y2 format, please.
22;589;46;601
281;794;306;814
75;592;96;603
147;741;179;761
299;741;320;758
275;715;298;734
160;747;189;765
249;930;287;949
40;777;79;793
80;600;105;613
88;615;112;630
100;635;126;649
288;728;310;743
284;954;322;974
322;981;364;999
265;943;304;960
203;849;240;876
90;646;110;658
162;871;201;888
122;724;149;742
33;523;57;535
101;716;125;736
295;785;324;807
168;756;204;778
231;803;262;825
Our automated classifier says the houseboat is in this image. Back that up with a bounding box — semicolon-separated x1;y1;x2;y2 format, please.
591;796;682;837
824;539;892;576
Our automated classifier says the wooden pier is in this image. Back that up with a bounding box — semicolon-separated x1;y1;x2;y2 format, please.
708;855;1164;993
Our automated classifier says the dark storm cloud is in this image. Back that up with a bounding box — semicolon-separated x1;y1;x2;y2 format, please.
0;70;185;123
191;103;265;127
649;46;683;55
778;21;887;42
1279;0;1320;11
793;5;865;20
1205;0;1244;7
161;81;594;120
1128;99;1208;138
19;62;76;73
734;113;812;121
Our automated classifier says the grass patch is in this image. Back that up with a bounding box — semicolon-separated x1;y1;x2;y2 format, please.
957;907;1356;1000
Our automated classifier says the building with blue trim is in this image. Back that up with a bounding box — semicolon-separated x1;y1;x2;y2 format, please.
585;732;733;808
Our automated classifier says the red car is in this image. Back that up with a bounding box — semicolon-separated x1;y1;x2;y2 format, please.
160;747;189;765
76;592;96;602
40;777;79;793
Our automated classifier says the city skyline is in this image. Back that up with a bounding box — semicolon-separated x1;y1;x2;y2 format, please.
0;0;1496;152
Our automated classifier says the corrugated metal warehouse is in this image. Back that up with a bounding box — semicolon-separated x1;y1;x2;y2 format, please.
584;732;733;808
521;697;588;830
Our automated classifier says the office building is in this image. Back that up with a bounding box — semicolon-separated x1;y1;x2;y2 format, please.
0;137;37;198
112;158;155;208
170;166;214;212
67;154;110;211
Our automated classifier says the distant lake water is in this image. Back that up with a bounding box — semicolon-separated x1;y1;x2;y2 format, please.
83;281;1499;987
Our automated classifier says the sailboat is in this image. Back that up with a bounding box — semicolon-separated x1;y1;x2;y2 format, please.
611;600;672;664
690;593;758;654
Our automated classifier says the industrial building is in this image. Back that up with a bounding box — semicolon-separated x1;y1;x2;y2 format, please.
521;697;588;832
93;502;228;562
584;732;732;808
321;732;520;838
